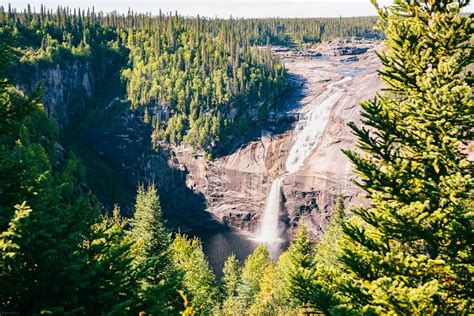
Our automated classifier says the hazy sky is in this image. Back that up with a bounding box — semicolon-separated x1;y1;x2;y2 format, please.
8;0;474;18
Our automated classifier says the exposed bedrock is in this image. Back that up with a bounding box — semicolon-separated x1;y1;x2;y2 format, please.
16;61;94;127
15;41;384;240
174;43;383;239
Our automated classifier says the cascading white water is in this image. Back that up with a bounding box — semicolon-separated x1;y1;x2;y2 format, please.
255;177;284;242
256;76;353;246
286;76;353;173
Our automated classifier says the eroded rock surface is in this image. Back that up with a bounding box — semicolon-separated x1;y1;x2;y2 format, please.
175;42;383;239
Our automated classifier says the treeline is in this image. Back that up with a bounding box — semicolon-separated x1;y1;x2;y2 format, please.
0;5;381;154
230;17;382;46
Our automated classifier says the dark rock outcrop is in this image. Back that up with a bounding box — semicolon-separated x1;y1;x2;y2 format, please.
16;61;94;127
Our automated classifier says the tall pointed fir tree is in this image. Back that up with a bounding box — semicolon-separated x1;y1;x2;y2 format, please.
237;245;272;309
285;198;347;313
129;184;181;313
340;0;473;314
222;254;242;300
284;220;314;309
172;234;218;314
220;254;243;314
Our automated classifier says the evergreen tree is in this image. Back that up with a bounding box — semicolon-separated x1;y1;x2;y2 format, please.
310;196;347;313
247;262;278;314
129;184;181;313
222;254;242;299
79;206;138;314
0;40;138;315
172;234;218;314
219;254;243;315
237;245;272;308
340;0;473;313
0;202;31;261
284;221;315;308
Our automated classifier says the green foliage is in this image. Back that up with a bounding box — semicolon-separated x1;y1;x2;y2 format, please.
237;244;273;308
247;251;297;315
305;197;348;313
121;18;287;153
284;221;315;307
280;200;347;314
339;0;474;314
0;202;31;264
0;6;382;155
129;184;182;313
222;254;242;299
0;21;212;315
130;184;170;266
79;206;138;314
172;234;218;314
0;38;139;314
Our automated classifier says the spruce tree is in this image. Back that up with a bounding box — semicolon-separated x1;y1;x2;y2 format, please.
129;183;180;313
79;206;138;314
222;254;242;299
237;245;272;308
284;221;314;308
219;254;243;315
308;196;347;313
130;183;171;273
340;0;473;313
172;234;218;314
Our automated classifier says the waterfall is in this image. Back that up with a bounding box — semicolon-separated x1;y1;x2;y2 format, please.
255;177;284;242
256;76;352;247
286;76;352;173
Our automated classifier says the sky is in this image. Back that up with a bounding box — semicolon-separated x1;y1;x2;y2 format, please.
7;0;474;18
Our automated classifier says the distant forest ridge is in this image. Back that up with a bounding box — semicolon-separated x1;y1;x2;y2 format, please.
1;4;383;45
0;5;381;155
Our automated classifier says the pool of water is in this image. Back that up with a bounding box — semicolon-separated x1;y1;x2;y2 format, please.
194;226;287;277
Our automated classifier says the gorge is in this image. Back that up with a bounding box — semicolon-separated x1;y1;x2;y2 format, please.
12;27;383;270
173;41;384;268
3;3;472;314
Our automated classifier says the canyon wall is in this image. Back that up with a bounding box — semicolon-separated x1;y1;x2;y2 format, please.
16;60;94;127
15;41;384;240
174;42;383;238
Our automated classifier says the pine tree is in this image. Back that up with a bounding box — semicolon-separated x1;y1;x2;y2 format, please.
237;245;272;308
308;196;347;313
172;234;218;314
247;263;278;314
129;184;181;313
284;220;314;308
79;206;138;314
0;202;32;303
130;184;171;268
222;254;241;299
219;254;243;315
340;0;473;313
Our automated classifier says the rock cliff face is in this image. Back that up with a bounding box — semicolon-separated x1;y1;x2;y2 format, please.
15;41;384;242
16;61;94;127
173;43;383;239
77;105;215;229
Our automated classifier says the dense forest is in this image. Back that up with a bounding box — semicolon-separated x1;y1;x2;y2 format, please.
0;5;381;155
1;0;473;315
